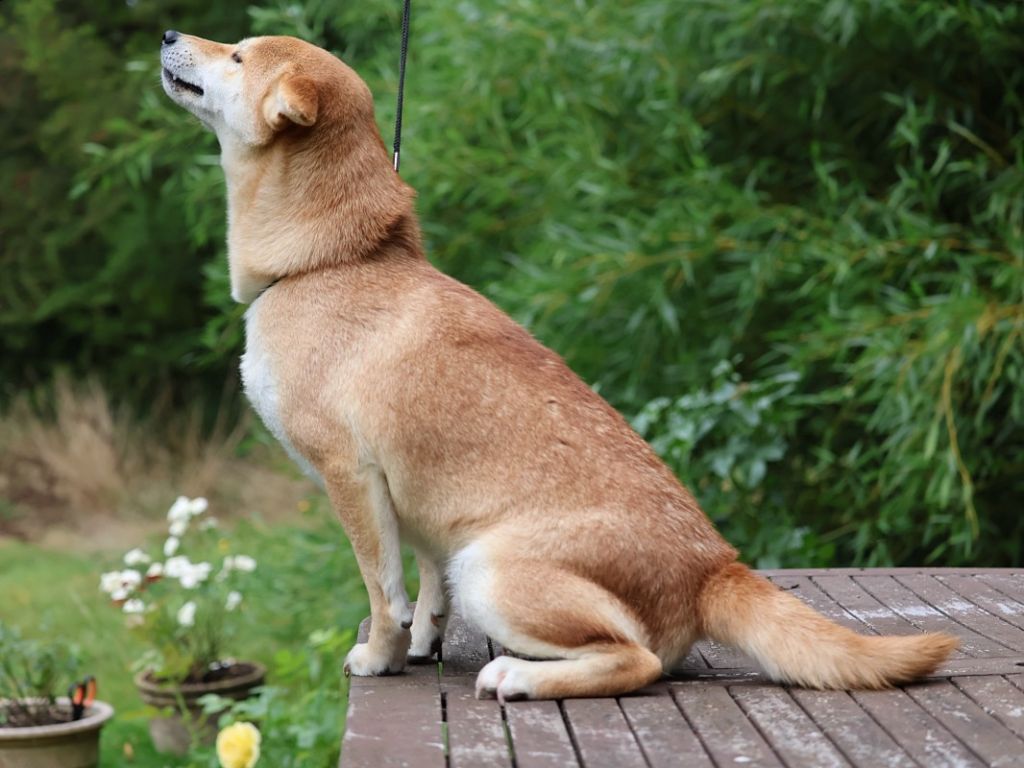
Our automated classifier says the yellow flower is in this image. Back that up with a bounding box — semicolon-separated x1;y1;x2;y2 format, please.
216;722;261;768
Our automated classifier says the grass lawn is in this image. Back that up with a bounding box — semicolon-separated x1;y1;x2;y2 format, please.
0;502;376;767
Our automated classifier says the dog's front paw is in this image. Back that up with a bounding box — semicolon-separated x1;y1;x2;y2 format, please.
408;633;443;664
344;638;409;677
408;608;446;664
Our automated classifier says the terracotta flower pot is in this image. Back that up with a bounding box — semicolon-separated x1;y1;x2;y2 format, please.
134;661;265;755
0;699;114;768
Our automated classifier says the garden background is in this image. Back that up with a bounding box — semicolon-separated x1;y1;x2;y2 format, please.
1;0;1022;765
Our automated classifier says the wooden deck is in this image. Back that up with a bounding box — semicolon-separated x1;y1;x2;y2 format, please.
341;568;1024;767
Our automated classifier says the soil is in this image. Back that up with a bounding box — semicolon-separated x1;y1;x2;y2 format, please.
0;702;71;728
145;660;258;687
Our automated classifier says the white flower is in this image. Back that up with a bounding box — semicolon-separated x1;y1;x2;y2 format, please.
164;556;191;578
167;496;192;524
102;569;143;596
177;601;197;627
164;536;180;557
123;598;146;614
232;555;257;572
180;572;200;589
123;548;151;566
100;571;123;594
146;562;164;579
188;497;209;516
199;517;219;530
225;591;242;611
169;519;188;537
179;561;212;589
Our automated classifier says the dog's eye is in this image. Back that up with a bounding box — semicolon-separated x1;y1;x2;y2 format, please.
231;51;242;64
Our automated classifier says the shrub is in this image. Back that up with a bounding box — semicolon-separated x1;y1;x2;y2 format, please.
2;0;1021;566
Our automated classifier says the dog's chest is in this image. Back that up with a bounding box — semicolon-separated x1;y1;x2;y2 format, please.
240;302;324;486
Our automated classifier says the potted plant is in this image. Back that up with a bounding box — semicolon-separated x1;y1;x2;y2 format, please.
0;623;114;768
100;496;264;755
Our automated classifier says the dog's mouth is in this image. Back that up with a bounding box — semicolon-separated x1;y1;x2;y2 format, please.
163;68;204;96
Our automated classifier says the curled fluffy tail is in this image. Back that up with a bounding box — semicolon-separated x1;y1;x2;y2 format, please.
697;563;959;689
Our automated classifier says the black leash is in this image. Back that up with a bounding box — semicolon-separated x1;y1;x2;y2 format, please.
392;0;412;172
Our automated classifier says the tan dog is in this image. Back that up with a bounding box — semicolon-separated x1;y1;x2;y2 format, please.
160;31;958;701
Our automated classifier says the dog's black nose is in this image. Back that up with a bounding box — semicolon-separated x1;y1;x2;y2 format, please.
162;30;180;46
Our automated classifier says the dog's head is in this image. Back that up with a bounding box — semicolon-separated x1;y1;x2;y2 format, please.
160;30;372;148
159;30;416;303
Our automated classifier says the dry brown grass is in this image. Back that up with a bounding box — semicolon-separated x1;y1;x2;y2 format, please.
0;376;316;549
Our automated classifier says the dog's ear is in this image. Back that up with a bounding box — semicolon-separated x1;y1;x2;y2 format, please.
263;74;318;130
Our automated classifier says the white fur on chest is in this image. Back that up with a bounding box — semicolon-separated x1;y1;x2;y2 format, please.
241;301;324;486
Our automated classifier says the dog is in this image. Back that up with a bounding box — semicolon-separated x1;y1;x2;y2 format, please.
160;31;958;701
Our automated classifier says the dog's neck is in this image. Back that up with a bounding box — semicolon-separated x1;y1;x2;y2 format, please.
219;126;420;303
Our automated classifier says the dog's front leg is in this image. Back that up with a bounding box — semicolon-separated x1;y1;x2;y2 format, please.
408;549;448;663
326;467;412;676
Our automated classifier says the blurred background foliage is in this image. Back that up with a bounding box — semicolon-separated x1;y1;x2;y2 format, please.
1;0;1022;568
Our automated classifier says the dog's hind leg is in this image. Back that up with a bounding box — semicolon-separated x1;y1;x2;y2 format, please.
451;543;663;700
475;643;663;702
408;548;448;663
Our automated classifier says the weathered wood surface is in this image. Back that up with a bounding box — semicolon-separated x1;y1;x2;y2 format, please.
341;569;1024;767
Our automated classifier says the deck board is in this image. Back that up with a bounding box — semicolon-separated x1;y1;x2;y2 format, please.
504;700;579;768
905;680;1024;768
618;694;713;768
560;699;647;768
341;568;1024;767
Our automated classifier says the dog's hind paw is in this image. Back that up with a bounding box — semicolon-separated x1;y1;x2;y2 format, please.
475;656;533;703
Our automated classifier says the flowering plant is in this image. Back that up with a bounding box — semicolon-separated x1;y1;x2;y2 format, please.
216;721;261;768
100;496;257;683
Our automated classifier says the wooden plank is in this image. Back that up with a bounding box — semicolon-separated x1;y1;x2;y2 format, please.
673;655;1024;682
561;698;646;768
347;659;440;690
760;568;1024;577
897;573;1024;652
504;700;579;768
446;690;513;768
940;574;1024;631
932;657;1024;678
954;675;1024;740
619;695;713;768
980;574;1024;604
443;613;492;679
672;684;783;767
669;648;709;674
695;639;753;669
856;575;1004;657
789;689;915;768
906;679;1024;767
342;684;446;768
812;574;969;660
852;687;984;768
1010;674;1024;693
768;575;878;634
731;685;850;768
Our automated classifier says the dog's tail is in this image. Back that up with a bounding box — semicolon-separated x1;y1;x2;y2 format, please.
697;562;959;689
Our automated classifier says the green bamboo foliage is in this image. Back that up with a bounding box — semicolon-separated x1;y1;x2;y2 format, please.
2;0;1021;565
